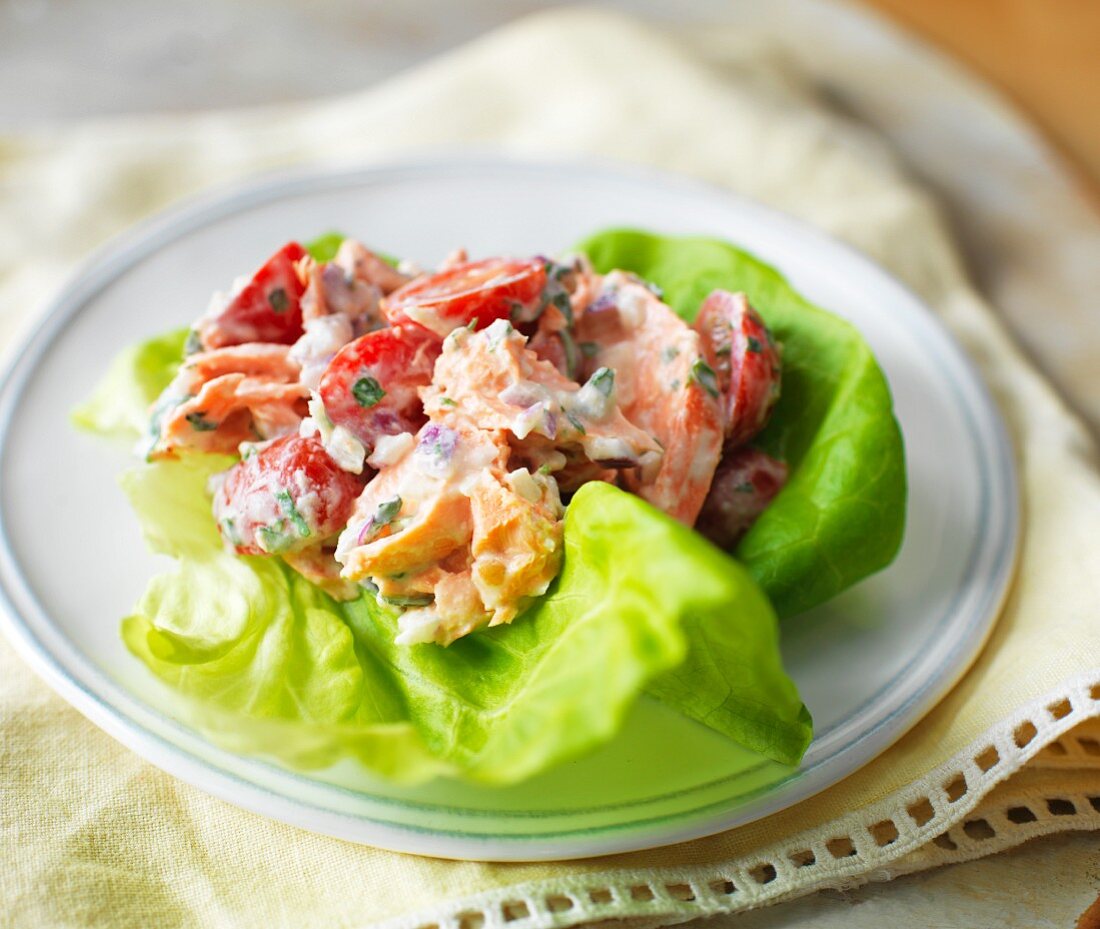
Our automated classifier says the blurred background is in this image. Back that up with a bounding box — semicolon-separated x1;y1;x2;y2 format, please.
2;0;1098;193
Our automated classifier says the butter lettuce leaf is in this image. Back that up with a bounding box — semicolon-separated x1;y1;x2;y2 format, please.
71;327;187;438
577;230;907;618
116;459;808;783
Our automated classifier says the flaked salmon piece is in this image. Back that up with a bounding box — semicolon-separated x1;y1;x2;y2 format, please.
182;344;301;382
468;468;563;628
298;238;405;324
335;239;411;296
382;466;562;646
335;411;564;645
423;320;661;479
153;374;309;458
576;272;723;524
336;418;506;583
298;257;381;326
147;344;307;459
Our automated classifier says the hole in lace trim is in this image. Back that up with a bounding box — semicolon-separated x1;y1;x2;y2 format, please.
932;832;957;850
1047;698;1073;720
588;889;612;905
789;848;816;867
963;818;996;840
1089;797;1100;813
457;912;484;929
1047;798;1077;816
629;885;654;902
749;864;777;885
1090;682;1100;701
1014;721;1038;748
545;895;573;913
1045;740;1068;756
826;837;857;859
1006;805;1037;824
869;820;899;846
975;745;1000;771
666;883;696;902
709;878;736;896
1079;737;1100;756
944;774;967;802
907;798;935;826
501;902;529;922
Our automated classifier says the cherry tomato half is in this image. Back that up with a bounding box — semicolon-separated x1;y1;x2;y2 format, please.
213;434;364;556
318;324;441;448
381;257;547;336
197;242;307;350
694;446;788;548
694;290;782;447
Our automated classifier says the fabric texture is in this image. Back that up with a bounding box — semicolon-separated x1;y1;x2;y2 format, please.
2;7;1099;927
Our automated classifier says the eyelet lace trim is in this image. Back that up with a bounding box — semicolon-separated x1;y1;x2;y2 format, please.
377;671;1100;929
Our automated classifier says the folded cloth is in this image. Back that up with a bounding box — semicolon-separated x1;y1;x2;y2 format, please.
2;7;1099;928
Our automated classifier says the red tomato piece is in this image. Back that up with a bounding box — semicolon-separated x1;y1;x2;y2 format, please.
318;324;441;448
694;290;782;447
695;446;788;548
213;434;365;556
381;257;548;337
197;242;307;349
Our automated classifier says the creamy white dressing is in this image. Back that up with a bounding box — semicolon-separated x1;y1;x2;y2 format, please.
395;606;444;645
289;315;353;390
368;432;415;469
301;393;367;474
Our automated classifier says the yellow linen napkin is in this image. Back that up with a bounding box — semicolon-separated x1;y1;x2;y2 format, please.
2;8;1099;927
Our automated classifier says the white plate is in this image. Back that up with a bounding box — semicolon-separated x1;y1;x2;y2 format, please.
0;158;1017;861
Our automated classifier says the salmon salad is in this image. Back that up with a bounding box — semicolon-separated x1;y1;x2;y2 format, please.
144;239;789;646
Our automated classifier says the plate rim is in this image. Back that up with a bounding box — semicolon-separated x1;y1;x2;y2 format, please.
0;155;1020;860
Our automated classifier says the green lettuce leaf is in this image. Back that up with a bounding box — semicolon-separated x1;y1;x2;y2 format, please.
116;459;808;782
304;232;347;262
577;230;907;618
70;328;187;438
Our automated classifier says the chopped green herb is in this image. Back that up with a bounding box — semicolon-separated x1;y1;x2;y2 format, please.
586;366;615;398
550;290;574;325
219;517;242;546
439;397;458;408
746;336;763;354
268;288;289;313
352;376;385;409
274;490;311;538
669;379;681;391
537;463;552;476
660;346;680;364
559;328;581;380
185;411;218;432
715;344;732;356
184;330;203;355
689;358;720;399
579;341;600;358
380;592;435;609
374;496;403;528
735;481;756;493
257;525;292;554
565;410;587;435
